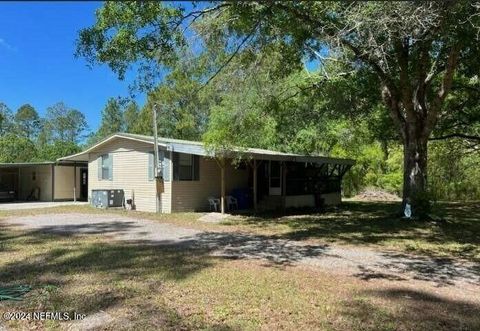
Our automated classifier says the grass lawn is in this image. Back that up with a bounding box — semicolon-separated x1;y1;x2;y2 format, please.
0;225;479;330
0;201;479;330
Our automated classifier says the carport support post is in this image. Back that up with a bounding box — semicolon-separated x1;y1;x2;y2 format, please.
73;163;77;203
51;164;55;202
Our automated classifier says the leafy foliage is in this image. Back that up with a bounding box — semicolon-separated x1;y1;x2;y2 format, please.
0;133;37;163
15;104;41;140
76;1;186;90
96;98;124;140
124;101;140;133
42;102;88;144
0;103;14;136
35;140;82;162
0;101;89;162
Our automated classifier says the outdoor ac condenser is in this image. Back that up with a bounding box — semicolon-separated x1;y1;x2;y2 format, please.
91;189;125;208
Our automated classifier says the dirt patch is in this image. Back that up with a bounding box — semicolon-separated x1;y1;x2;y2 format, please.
198;212;230;223
352;188;401;202
67;311;114;331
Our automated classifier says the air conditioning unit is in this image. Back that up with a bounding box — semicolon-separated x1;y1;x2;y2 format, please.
91;189;125;208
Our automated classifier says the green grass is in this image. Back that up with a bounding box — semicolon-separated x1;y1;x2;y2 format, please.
0;225;479;330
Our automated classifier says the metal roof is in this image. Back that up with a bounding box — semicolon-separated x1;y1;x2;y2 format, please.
58;132;355;165
0;161;55;168
0;160;87;168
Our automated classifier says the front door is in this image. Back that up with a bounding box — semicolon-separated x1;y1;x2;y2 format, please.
269;161;281;196
80;168;88;200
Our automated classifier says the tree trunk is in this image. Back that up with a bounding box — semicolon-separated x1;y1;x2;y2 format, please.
402;129;429;217
380;139;389;174
382;87;431;218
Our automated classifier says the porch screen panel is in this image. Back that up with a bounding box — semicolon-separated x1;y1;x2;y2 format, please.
193;155;199;180
285;162;341;195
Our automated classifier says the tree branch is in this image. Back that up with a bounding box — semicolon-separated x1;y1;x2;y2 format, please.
178;3;230;34
394;36;416;121
425;43;461;136
195;20;260;93
429;133;480;141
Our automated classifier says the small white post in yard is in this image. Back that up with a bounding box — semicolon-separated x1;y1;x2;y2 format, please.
221;162;225;214
215;157;227;214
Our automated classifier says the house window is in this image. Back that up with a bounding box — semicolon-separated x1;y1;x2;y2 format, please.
100;154;112;180
173;152;199;181
148;152;155;181
179;153;193;180
32;171;36;181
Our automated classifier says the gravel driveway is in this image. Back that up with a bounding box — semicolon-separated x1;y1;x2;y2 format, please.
5;213;480;290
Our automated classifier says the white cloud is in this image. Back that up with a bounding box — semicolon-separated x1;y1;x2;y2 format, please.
0;38;16;51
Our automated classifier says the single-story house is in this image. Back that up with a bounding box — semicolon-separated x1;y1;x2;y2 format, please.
0;161;87;202
58;133;355;213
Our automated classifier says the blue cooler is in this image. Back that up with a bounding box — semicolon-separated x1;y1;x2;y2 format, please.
231;188;252;209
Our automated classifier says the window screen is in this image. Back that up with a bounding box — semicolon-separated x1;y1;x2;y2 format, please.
148;152;154;181
100;154;112;180
173;153;199;181
179;153;193;180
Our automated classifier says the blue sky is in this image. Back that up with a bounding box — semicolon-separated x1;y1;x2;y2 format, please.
0;1;144;132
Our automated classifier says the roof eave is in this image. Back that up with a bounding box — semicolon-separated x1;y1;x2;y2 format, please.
57;133;167;162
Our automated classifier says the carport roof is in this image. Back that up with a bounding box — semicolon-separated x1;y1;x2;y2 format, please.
0;161;55;168
0;161;86;168
58;132;355;165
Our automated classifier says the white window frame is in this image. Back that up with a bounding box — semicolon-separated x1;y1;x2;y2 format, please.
100;154;112;180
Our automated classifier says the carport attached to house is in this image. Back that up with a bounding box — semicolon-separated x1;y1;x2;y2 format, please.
0;162;88;202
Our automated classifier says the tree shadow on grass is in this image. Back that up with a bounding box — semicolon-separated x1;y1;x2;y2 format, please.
232;201;480;260
232;201;432;246
0;230;236;330
5;220;143;237
186;231;331;265
353;252;480;287
342;287;480;331
0;224;335;324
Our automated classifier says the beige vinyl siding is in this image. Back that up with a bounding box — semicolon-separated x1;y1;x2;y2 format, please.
171;156;249;212
18;165;53;201
88;139;164;213
53;165;81;200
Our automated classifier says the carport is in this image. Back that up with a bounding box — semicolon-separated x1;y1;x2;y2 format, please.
0;161;88;202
